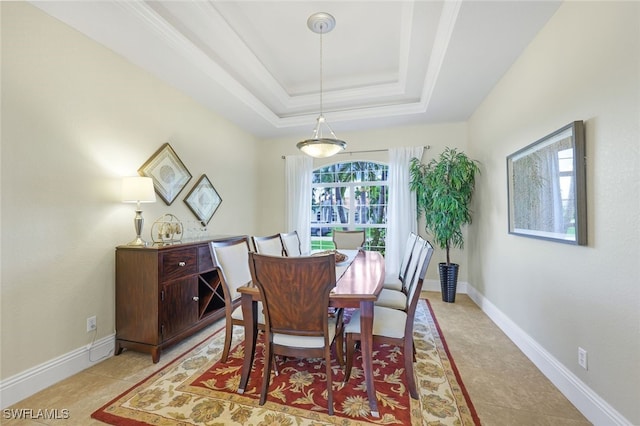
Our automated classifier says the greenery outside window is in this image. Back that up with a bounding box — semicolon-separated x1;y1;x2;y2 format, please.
310;161;388;253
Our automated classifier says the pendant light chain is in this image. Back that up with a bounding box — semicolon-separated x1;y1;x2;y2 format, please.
319;24;324;117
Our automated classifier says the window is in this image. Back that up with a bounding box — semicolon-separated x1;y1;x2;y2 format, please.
310;161;388;253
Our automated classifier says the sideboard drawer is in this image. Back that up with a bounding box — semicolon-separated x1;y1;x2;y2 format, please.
198;245;214;272
161;248;197;282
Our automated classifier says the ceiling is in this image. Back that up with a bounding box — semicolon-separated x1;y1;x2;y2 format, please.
30;1;561;139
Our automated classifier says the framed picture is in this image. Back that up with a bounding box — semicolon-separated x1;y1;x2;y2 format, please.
139;143;192;205
507;121;587;245
184;174;222;226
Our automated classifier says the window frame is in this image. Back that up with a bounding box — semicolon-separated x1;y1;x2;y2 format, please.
310;161;389;252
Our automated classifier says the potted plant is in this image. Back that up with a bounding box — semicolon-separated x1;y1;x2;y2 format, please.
409;147;480;302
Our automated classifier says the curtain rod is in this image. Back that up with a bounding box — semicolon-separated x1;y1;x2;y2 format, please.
281;145;430;159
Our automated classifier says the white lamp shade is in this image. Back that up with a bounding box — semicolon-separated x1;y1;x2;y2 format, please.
297;138;346;158
122;176;156;203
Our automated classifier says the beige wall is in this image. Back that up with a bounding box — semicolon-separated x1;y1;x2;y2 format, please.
468;2;639;423
1;2;259;378
257;122;470;282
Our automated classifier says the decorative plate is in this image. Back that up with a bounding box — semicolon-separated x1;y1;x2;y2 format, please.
313;250;348;263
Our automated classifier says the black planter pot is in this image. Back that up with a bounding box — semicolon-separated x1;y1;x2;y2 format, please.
439;263;459;303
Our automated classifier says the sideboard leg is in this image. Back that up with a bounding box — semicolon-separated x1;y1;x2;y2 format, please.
114;340;124;356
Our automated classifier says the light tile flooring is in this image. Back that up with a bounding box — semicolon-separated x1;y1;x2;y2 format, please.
4;292;591;425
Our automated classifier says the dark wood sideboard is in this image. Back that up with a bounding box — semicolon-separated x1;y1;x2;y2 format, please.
115;237;240;363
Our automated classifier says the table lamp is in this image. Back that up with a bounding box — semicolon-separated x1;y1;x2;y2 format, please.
122;176;156;246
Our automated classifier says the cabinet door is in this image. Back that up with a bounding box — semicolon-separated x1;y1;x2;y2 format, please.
161;278;199;341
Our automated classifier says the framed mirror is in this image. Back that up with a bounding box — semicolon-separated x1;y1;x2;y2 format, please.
507;121;587;245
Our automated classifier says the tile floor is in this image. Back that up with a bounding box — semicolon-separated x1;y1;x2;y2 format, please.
3;292;591;425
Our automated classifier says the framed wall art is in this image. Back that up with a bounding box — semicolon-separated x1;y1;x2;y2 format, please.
139;143;192;205
184;174;222;226
507;120;587;245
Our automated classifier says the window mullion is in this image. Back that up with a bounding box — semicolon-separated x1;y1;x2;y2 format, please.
348;182;355;229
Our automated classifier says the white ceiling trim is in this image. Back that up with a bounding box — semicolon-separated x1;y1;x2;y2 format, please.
190;1;294;109
118;1;282;122
121;1;438;128
28;0;561;137
122;1;428;121
298;0;464;126
420;0;462;112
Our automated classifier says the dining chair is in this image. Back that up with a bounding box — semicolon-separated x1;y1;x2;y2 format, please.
343;240;434;399
279;230;302;256
332;229;365;250
383;232;419;291
252;234;285;256
210;236;265;363
248;252;342;415
375;236;427;311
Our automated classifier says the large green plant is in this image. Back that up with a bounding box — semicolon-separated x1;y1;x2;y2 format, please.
410;147;480;265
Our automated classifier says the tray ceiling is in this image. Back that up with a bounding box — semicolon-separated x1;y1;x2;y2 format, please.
30;1;561;138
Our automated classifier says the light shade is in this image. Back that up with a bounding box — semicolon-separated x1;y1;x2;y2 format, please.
297;114;346;158
122;176;156;203
297;138;347;158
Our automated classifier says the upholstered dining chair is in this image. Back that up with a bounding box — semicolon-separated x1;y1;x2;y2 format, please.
383;232;419;291
332;229;366;250
247;252;342;415
343;240;434;399
279;230;302;256
252;234;285;256
375;236;427;311
210;236;265;363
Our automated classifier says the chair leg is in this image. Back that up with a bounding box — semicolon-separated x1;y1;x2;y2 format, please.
273;355;279;376
334;309;345;367
259;340;273;406
221;322;233;363
404;339;418;399
413;339;417;362
343;333;355;383
325;347;334;415
335;334;345;368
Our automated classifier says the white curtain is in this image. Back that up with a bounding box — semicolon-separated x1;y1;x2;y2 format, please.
285;155;313;253
385;146;424;278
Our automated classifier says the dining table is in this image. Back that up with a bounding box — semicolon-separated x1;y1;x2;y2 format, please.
237;248;385;417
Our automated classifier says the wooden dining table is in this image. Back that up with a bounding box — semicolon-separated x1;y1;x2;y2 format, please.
237;249;385;417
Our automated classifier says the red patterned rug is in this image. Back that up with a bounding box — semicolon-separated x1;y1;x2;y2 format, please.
92;300;480;425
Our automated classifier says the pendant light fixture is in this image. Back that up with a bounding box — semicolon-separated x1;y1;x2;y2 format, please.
297;12;347;158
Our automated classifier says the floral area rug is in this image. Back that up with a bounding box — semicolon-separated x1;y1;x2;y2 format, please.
92;300;480;425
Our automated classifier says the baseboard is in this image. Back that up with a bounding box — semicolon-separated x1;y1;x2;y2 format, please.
0;334;115;409
465;285;631;426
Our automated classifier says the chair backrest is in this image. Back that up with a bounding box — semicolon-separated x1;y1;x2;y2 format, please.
279;231;302;256
404;240;434;313
252;234;285;256
398;232;419;282
401;235;427;293
248;253;336;337
332;230;365;250
209;236;252;301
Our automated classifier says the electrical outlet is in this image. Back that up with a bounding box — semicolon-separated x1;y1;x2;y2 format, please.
578;347;588;370
86;316;97;332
